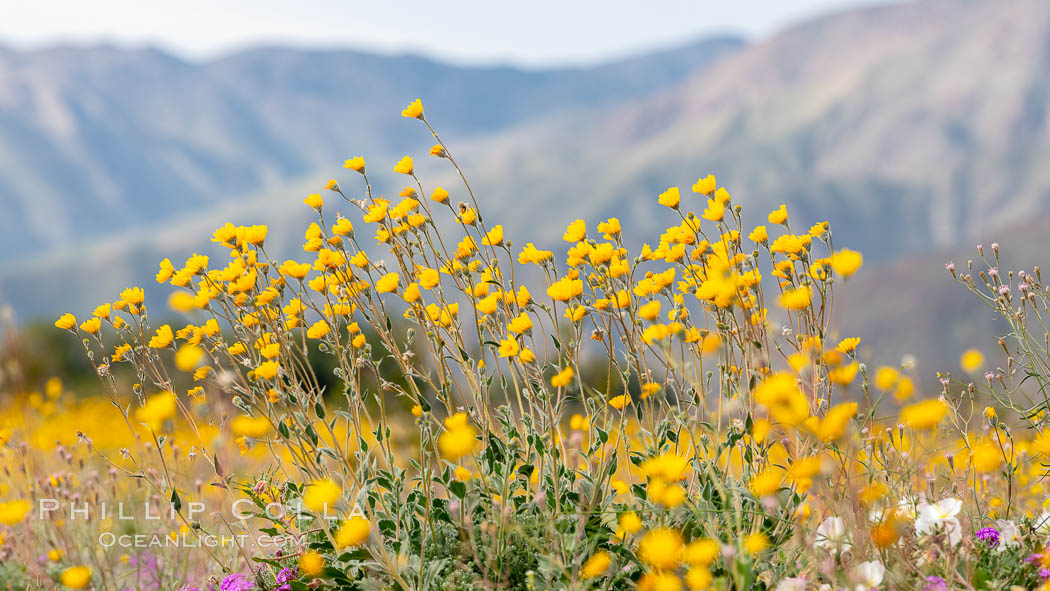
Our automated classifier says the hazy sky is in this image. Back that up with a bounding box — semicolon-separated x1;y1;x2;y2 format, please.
2;0;894;67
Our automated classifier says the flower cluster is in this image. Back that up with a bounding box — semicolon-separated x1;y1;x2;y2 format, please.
4;99;1049;590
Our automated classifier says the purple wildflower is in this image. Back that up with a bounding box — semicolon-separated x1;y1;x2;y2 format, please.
924;576;947;591
219;573;255;591
1041;569;1050;581
975;527;1000;547
276;567;298;591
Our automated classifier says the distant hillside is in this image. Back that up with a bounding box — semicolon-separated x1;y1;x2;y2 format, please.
838;211;1050;376
0;36;744;263
451;0;1050;264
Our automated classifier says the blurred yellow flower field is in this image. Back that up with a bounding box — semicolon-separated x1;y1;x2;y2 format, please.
1;99;1049;590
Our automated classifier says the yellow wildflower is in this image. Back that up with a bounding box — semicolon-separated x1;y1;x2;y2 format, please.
692;174;716;195
0;500;31;525
835;337;860;354
507;313;533;334
749;468;783;497
779;285;812;310
753;373;809;425
335;516;371;548
658;186;681;209
303;478;342;513
344;156;365;172
438;413;477;459
830;248;863;276
581;551;611;578
563;219;586;242
55;313;77;330
307;320;331;339
547;277;583;301
134;391;176;431
551;367;574;387
743;532;769;555
638;300;661;321
638;528;683;570
498;337;520;358
813;402;857;442
961;349;984;372
255;360;279;380
231;415;271;439
749;225;768;244
79;317;102;334
683;539;720;565
174;344;204;371
768;204;788;224
149;325;174;348
401;98;423;119
299;552;324;577
597;217;621;239
60;566;92;589
482;225;504;246
376;273;400;294
901;398;949;430
393;156;414;175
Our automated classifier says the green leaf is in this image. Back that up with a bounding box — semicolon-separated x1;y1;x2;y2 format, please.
449;481;467;499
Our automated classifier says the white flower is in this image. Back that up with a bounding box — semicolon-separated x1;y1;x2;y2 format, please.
815;516;852;553
996;519;1021;550
852;560;884;591
915;497;962;546
775;577;808;591
917;497;962;523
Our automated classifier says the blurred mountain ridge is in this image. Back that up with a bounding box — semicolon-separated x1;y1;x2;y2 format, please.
0;35;744;264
